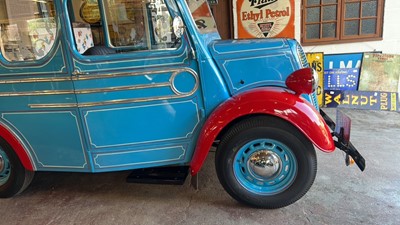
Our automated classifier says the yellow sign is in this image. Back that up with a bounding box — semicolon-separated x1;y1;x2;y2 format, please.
306;52;324;106
325;92;341;106
341;94;378;106
80;1;101;24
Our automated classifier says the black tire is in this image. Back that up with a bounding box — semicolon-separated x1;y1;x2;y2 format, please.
215;116;317;208
0;137;34;198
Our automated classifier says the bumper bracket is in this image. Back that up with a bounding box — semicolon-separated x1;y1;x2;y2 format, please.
320;110;366;171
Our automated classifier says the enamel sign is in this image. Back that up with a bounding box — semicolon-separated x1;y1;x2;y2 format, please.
234;0;294;38
324;68;360;91
306;52;324;106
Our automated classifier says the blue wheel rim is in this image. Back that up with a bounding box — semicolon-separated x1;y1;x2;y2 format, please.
0;148;11;186
233;139;298;195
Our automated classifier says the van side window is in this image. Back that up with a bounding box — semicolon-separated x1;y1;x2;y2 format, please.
0;0;57;62
69;0;179;56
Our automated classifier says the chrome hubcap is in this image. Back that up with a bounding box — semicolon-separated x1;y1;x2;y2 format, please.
234;139;297;195
248;150;282;179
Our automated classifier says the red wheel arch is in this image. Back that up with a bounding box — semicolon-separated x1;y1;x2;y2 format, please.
190;87;335;175
0;124;35;171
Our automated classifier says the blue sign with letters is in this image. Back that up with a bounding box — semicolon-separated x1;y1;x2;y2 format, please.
324;68;359;91
324;53;363;69
339;91;399;111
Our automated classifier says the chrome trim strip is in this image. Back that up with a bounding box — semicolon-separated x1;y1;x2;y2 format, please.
76;82;171;94
28;68;199;108
29;103;79;108
0;68;194;84
169;69;199;95
72;68;193;80
0;82;172;97
0;77;71;84
0;90;75;97
169;72;182;95
29;94;192;108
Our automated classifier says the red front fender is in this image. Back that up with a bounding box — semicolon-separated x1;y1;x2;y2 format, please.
0;123;35;171
190;87;335;175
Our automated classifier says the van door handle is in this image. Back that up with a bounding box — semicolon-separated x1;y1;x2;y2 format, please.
72;70;89;76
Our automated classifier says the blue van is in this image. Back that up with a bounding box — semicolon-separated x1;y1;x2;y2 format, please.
0;0;364;208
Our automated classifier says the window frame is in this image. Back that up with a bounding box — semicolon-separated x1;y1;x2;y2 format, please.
99;0;180;52
65;0;185;61
0;0;58;63
301;0;385;45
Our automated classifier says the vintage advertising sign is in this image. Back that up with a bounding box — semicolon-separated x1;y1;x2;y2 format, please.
188;0;217;32
340;91;399;111
324;90;343;108
324;68;359;91
306;52;324;106
358;53;400;93
80;0;101;24
324;90;399;111
324;53;363;70
233;0;294;38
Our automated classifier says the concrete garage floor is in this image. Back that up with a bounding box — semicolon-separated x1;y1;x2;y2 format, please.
1;108;400;225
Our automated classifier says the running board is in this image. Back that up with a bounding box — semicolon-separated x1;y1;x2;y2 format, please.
126;166;189;185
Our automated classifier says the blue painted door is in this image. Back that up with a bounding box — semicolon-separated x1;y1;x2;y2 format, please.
65;0;204;172
0;1;89;172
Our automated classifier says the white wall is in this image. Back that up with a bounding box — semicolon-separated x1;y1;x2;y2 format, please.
295;0;400;54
